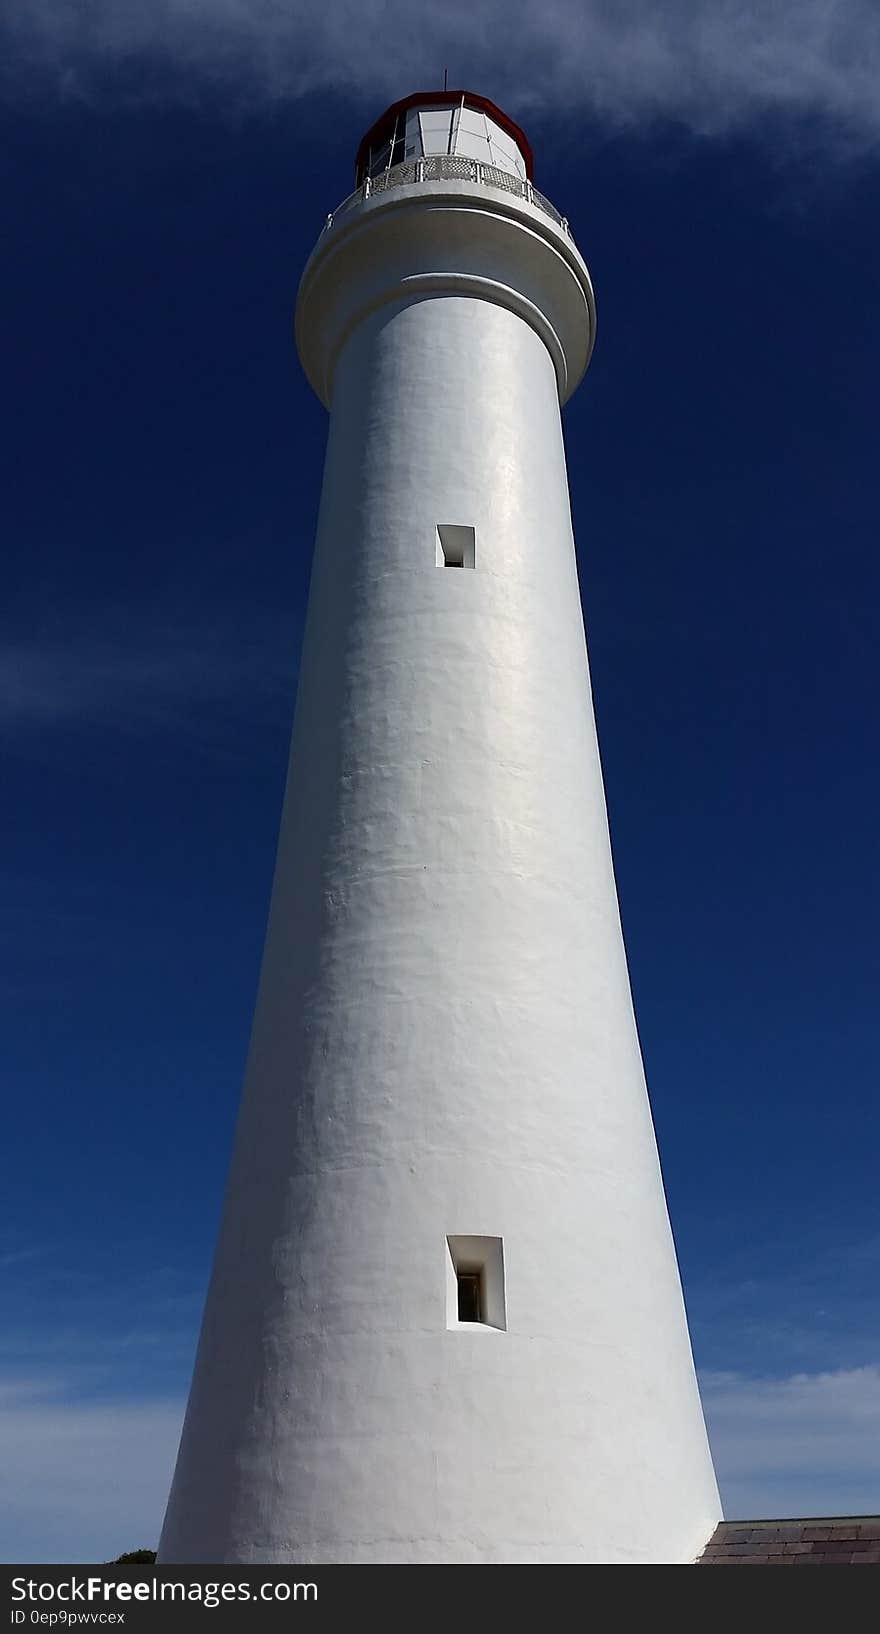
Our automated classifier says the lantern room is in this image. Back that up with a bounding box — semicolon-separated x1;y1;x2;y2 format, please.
355;90;534;184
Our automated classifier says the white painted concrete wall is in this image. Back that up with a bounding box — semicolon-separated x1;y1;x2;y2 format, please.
159;173;720;1565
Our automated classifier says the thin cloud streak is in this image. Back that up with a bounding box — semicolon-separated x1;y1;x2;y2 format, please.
0;1379;183;1563
702;1365;880;1518
2;1363;879;1559
3;2;880;155
0;619;300;739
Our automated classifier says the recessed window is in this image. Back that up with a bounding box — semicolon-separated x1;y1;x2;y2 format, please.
436;523;476;569
446;1236;506;1331
457;1270;483;1324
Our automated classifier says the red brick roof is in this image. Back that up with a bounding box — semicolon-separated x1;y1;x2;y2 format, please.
697;1518;880;1564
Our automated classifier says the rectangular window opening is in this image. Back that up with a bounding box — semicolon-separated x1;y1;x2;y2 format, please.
436;523;476;569
446;1235;506;1331
457;1269;483;1324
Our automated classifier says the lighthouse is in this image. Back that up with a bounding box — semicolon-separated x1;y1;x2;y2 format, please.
159;91;721;1565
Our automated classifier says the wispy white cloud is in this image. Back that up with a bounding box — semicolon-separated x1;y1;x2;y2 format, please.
0;1247;51;1272
2;1362;879;1560
0;1377;183;1563
0;616;299;741
3;1;880;155
0;1251;199;1560
702;1364;880;1518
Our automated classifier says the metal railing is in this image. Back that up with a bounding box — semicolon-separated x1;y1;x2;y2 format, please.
324;156;571;237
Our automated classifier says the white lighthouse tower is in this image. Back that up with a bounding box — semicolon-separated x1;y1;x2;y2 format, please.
159;91;721;1565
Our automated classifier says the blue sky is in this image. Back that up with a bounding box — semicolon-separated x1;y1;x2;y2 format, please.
3;1;879;1563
